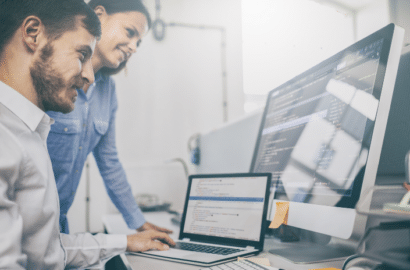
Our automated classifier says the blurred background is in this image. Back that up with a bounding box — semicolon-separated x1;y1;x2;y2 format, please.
69;0;410;233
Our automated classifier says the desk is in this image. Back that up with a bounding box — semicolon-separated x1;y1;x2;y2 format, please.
103;212;345;270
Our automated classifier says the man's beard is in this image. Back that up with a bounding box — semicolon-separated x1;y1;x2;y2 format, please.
30;43;85;113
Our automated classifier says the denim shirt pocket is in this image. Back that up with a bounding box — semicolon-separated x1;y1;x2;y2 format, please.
93;118;109;136
48;120;82;162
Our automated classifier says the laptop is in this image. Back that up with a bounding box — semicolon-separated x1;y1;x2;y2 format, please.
129;173;271;266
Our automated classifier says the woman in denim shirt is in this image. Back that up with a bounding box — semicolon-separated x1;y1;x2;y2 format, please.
47;0;172;235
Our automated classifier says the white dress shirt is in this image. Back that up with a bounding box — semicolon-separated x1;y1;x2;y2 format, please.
0;81;127;269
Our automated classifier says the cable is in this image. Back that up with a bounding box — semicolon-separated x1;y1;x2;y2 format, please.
342;221;410;269
342;254;363;270
152;0;229;123
164;158;189;180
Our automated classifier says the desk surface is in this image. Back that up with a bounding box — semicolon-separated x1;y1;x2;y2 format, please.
103;212;345;270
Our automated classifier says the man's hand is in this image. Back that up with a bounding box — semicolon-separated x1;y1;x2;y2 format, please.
126;230;176;252
137;221;173;234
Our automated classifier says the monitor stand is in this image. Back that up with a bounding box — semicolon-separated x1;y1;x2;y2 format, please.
269;243;354;263
266;226;356;263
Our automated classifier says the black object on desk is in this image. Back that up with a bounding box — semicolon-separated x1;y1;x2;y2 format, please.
350;221;410;270
105;255;128;270
170;214;181;226
353;186;410;270
135;193;171;212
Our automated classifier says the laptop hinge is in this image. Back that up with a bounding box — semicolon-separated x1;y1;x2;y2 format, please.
245;246;255;250
181;238;190;242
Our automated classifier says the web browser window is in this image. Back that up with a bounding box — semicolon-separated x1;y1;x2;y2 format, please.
183;176;268;241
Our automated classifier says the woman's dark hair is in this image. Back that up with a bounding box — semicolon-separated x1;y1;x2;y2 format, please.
0;0;101;55
88;0;151;29
88;0;151;76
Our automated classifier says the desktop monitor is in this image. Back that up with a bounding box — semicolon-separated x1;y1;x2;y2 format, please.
249;24;404;261
377;45;410;180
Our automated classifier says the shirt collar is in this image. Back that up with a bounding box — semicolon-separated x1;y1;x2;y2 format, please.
0;81;51;132
94;71;104;84
82;71;104;99
36;113;54;142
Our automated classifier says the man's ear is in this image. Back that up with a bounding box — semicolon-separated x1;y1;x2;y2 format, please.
21;16;44;53
94;5;107;18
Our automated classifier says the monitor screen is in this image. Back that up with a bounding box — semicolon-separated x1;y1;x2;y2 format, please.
251;38;384;207
377;46;410;178
249;23;403;240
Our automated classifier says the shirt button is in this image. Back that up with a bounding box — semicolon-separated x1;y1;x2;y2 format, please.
83;124;87;128
75;170;78;173
64;128;68;132
79;146;82;150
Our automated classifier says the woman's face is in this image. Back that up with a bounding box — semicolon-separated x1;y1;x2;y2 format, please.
94;8;148;69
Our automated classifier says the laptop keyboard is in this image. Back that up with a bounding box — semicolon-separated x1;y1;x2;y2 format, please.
175;242;242;255
200;259;272;270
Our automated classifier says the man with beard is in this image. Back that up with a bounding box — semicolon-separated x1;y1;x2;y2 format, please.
0;0;174;269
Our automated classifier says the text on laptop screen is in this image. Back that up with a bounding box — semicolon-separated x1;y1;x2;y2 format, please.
183;176;268;241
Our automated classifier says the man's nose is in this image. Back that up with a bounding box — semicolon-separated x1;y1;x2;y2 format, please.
82;59;95;85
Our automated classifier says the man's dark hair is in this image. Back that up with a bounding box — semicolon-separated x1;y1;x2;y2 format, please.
88;0;151;76
0;0;101;55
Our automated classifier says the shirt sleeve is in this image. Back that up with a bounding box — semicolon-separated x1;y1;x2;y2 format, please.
61;233;126;269
92;79;146;230
0;126;27;269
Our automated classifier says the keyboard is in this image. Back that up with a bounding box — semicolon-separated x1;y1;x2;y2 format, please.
174;242;241;255
200;259;276;270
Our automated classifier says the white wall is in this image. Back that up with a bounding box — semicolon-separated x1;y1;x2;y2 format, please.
196;110;263;174
241;0;355;112
115;0;244;165
356;0;390;40
354;0;410;48
68;0;243;233
389;0;410;46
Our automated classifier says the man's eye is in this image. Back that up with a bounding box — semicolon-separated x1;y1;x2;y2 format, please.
79;52;87;62
126;28;134;38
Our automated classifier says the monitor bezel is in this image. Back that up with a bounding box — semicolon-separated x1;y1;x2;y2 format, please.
249;23;397;210
178;173;272;249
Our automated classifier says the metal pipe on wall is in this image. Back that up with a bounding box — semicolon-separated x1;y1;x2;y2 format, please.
153;0;229;123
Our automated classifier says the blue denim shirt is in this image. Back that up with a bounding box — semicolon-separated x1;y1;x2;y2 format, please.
47;72;145;233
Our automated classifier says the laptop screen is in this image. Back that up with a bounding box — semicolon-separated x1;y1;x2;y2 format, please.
182;174;270;242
